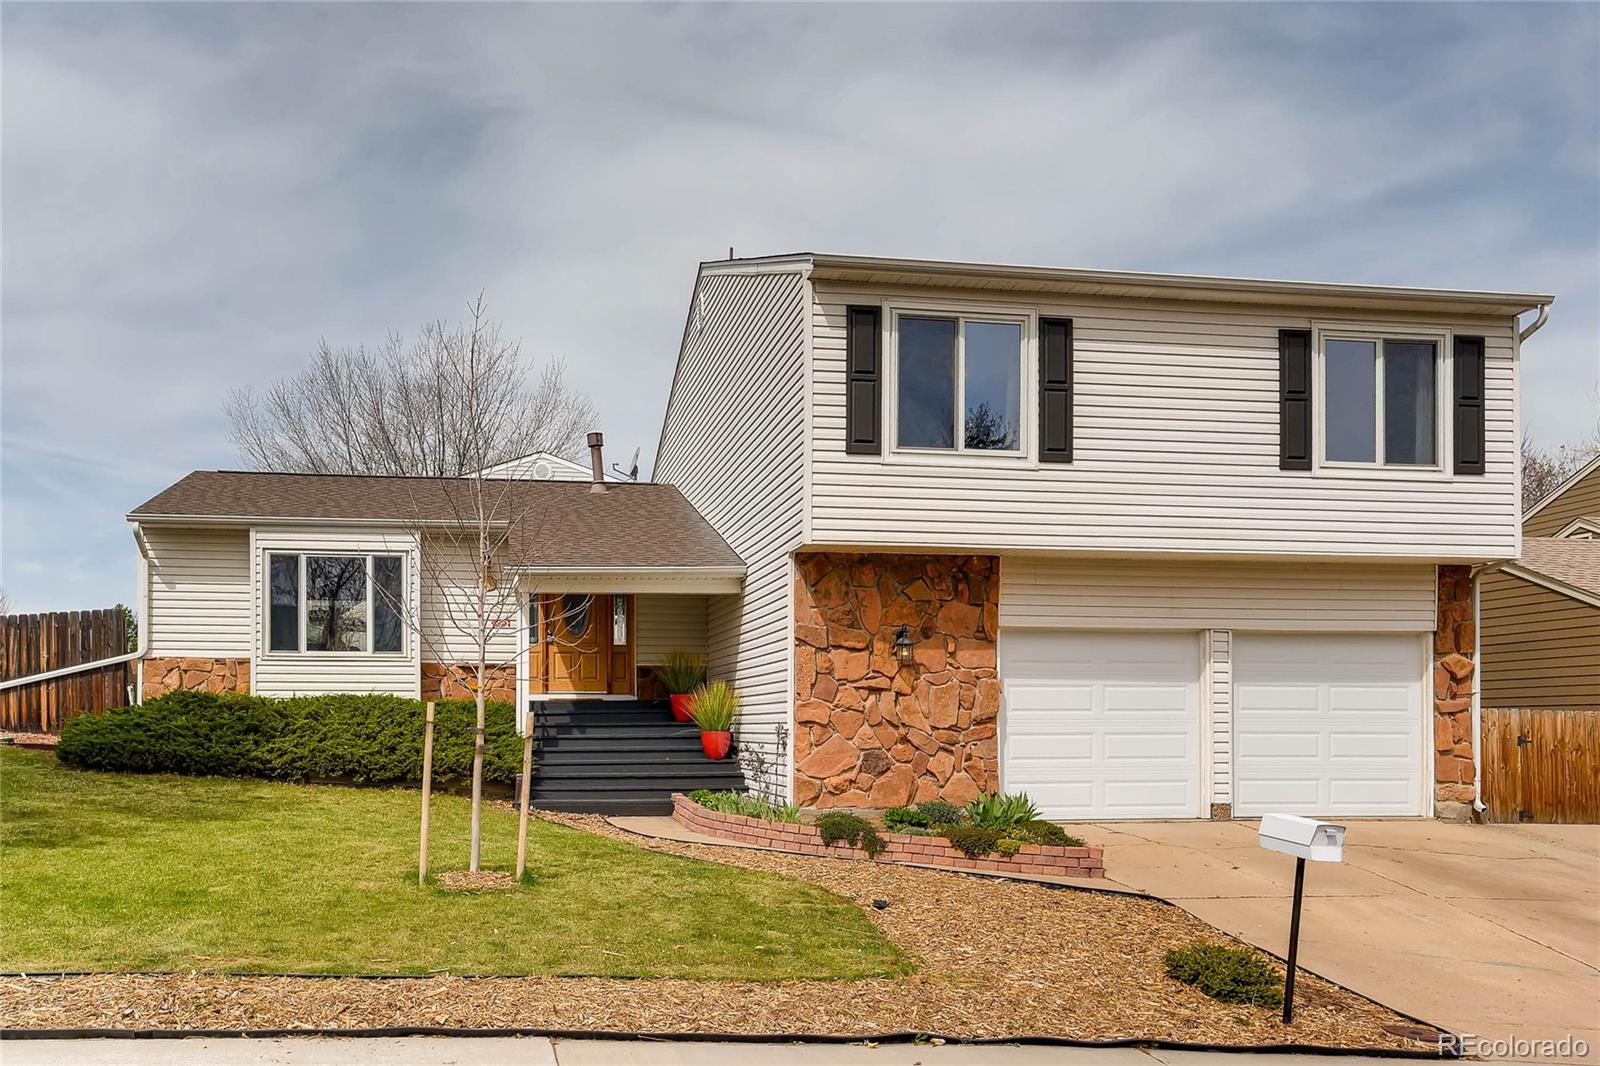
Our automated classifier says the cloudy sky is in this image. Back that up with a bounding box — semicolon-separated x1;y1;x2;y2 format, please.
2;2;1597;612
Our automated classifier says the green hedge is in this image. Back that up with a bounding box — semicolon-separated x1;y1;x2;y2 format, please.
56;691;524;784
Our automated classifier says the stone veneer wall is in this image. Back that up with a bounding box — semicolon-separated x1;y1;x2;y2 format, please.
673;793;1105;878
1433;564;1477;820
141;657;250;698
794;552;1000;809
421;662;517;703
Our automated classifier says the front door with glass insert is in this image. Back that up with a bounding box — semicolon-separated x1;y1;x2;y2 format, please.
542;594;607;693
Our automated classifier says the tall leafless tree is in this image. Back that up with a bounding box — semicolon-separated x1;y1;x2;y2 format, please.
226;309;595;476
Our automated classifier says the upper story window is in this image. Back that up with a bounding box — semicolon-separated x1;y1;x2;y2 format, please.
894;313;1024;453
267;552;405;654
1320;334;1440;469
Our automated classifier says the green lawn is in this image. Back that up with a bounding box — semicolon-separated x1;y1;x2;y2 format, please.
0;749;906;979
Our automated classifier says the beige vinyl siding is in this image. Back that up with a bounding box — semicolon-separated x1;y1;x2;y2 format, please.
810;283;1519;559
654;267;808;800
417;532;521;668
143;526;253;657
1208;629;1232;806
636;594;709;665
1524;463;1600;537
250;527;422;698
1481;571;1600;707
999;558;1438;632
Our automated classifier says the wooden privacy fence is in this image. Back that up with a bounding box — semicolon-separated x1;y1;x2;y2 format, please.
1483;707;1600;824
0;610;135;734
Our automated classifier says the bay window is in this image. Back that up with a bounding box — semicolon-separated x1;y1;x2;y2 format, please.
266;553;405;654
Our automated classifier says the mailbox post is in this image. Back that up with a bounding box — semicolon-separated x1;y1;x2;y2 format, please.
1258;814;1347;1024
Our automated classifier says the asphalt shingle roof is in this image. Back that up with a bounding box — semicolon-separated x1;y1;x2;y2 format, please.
130;470;744;571
1512;538;1600;600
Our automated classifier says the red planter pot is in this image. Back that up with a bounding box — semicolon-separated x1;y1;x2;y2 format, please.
669;694;693;722
700;730;732;760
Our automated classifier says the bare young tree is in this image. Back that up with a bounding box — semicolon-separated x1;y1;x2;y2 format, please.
358;295;598;872
226;308;596;476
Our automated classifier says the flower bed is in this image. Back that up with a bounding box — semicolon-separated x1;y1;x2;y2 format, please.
672;793;1105;878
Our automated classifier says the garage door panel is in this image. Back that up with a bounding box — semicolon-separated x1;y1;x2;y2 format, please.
1237;778;1321;807
1001;630;1201;820
1238;686;1320;714
1328;779;1413;808
1105;731;1189;760
1238;731;1321;759
1106;686;1191;714
1328;732;1412;759
1235;634;1423;818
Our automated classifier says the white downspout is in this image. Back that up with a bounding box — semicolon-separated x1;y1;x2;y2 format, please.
133;522;152;702
1471;566;1486;815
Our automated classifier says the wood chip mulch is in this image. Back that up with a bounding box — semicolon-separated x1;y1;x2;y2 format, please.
0;810;1441;1050
432;870;517;891
0;732;58;748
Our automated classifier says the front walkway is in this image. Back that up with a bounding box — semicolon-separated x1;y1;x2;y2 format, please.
1085;820;1599;1063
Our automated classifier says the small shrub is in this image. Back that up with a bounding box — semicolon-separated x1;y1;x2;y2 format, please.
1017;820;1085;848
914;800;966;826
56;691;522;783
883;805;931;831
817;812;887;859
996;838;1022;857
689;789;799;823
688;681;738;732
965;791;1042;832
942;825;1001;858
656;650;707;695
1164;943;1284;1010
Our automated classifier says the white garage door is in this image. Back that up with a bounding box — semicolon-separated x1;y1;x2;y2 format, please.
1234;634;1424;817
1001;630;1202;820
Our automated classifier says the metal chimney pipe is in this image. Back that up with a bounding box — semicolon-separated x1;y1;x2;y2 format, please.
587;432;606;493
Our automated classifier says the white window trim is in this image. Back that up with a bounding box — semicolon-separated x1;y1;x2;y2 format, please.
883;299;1038;468
261;550;408;658
1312;323;1453;481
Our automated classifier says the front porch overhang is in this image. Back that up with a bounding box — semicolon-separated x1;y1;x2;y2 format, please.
506;565;745;595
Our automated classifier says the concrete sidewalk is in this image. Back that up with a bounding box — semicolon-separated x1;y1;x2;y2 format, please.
1085;820;1599;1063
0;1038;1553;1066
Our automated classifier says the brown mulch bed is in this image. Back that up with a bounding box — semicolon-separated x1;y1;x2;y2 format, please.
0;733;58;748
0;810;1440;1049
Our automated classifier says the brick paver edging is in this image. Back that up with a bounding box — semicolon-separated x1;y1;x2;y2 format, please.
671;793;1106;878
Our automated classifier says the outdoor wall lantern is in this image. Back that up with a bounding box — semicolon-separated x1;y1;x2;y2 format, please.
892;624;915;665
1258;813;1347;1024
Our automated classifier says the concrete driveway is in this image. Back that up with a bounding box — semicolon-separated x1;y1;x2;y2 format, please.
1086;820;1599;1062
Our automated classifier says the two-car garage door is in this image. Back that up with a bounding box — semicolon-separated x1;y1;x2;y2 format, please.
1001;630;1424;820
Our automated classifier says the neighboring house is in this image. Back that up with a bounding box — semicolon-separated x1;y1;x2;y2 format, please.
131;255;1554;821
1479;455;1600;812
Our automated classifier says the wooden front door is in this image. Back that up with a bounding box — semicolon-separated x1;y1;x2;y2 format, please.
543;593;607;693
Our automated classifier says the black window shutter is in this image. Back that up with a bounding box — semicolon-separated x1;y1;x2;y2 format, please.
1039;317;1074;463
845;306;881;455
1278;329;1312;470
1453;336;1486;475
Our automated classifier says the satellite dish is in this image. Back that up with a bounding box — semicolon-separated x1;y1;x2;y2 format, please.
627;447;640;482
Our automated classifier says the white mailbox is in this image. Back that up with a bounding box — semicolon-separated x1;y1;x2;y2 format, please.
1258;813;1346;863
